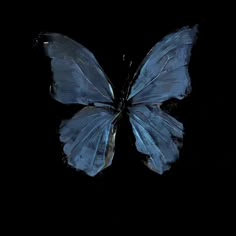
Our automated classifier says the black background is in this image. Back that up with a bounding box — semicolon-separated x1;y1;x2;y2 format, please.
31;6;235;231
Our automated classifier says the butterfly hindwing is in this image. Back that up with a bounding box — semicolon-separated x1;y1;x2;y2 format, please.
129;105;184;174
43;33;114;106
59;106;117;176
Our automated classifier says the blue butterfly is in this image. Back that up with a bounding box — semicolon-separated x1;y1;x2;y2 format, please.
42;25;198;176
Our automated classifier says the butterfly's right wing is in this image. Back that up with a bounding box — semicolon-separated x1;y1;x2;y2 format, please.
127;26;197;174
128;25;198;104
42;33;114;106
128;105;183;174
59;106;117;176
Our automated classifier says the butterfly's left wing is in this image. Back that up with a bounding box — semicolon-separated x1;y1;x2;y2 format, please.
42;33;114;107
127;26;198;174
60;106;117;176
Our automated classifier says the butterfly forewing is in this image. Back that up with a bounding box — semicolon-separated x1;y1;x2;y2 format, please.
43;33;114;106
128;26;198;104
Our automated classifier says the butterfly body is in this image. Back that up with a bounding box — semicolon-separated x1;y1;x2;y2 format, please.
41;26;198;176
